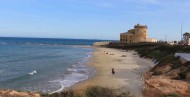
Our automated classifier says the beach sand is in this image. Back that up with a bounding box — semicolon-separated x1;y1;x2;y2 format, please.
72;47;155;97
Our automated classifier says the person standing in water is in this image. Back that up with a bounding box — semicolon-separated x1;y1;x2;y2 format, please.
112;68;115;75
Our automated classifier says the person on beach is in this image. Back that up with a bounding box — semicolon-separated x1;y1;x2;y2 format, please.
112;68;115;75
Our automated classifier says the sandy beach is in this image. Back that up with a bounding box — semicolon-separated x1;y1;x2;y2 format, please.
72;47;155;97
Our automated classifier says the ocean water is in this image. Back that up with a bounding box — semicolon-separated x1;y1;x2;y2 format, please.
0;37;103;93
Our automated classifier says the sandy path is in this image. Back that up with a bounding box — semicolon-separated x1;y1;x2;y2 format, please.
73;47;155;97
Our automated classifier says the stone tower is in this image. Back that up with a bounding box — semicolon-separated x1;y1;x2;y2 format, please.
134;24;148;43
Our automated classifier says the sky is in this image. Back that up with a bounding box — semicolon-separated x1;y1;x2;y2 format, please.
0;0;190;41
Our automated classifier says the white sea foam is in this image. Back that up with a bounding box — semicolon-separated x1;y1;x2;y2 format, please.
29;70;37;75
39;43;45;46
67;68;77;72
70;45;92;48
25;43;31;45
0;42;7;45
50;72;88;94
49;50;93;93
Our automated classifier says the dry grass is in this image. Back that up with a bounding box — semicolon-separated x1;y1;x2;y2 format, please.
41;86;133;97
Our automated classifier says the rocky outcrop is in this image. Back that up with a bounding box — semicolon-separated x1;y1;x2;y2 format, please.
144;76;190;97
0;89;40;97
143;60;190;97
186;69;190;81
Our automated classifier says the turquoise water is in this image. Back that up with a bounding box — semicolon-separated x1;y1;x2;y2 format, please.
0;37;103;93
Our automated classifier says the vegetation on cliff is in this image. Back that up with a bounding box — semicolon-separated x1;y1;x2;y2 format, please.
41;86;133;97
135;45;190;97
135;45;190;80
0;86;133;97
107;43;190;96
108;43;190;80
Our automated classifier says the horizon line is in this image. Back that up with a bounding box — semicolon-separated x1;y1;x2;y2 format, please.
0;36;117;41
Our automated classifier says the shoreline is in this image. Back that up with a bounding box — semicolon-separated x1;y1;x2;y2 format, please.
0;46;156;97
68;47;156;97
51;48;96;93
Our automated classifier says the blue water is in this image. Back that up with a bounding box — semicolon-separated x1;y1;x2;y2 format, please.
0;37;103;93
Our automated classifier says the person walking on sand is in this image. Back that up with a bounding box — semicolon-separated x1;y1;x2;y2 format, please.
112;68;115;75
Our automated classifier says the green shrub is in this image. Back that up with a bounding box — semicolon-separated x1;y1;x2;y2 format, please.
41;86;133;97
167;93;182;97
153;71;163;76
158;93;182;97
85;86;116;97
158;94;165;97
59;90;75;97
184;61;190;67
171;61;182;69
158;55;177;65
41;90;81;97
117;92;134;97
178;72;186;79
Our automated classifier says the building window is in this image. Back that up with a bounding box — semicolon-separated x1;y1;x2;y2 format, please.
130;36;132;38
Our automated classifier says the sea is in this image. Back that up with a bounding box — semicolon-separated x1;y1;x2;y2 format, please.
0;37;105;93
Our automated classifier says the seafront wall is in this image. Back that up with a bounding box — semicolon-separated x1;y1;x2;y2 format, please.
93;41;110;47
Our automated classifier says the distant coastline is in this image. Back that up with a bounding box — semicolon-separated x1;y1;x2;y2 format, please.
0;36;114;42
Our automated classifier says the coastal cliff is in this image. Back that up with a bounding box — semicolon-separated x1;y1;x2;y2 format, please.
106;43;190;97
0;89;40;97
136;45;190;97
